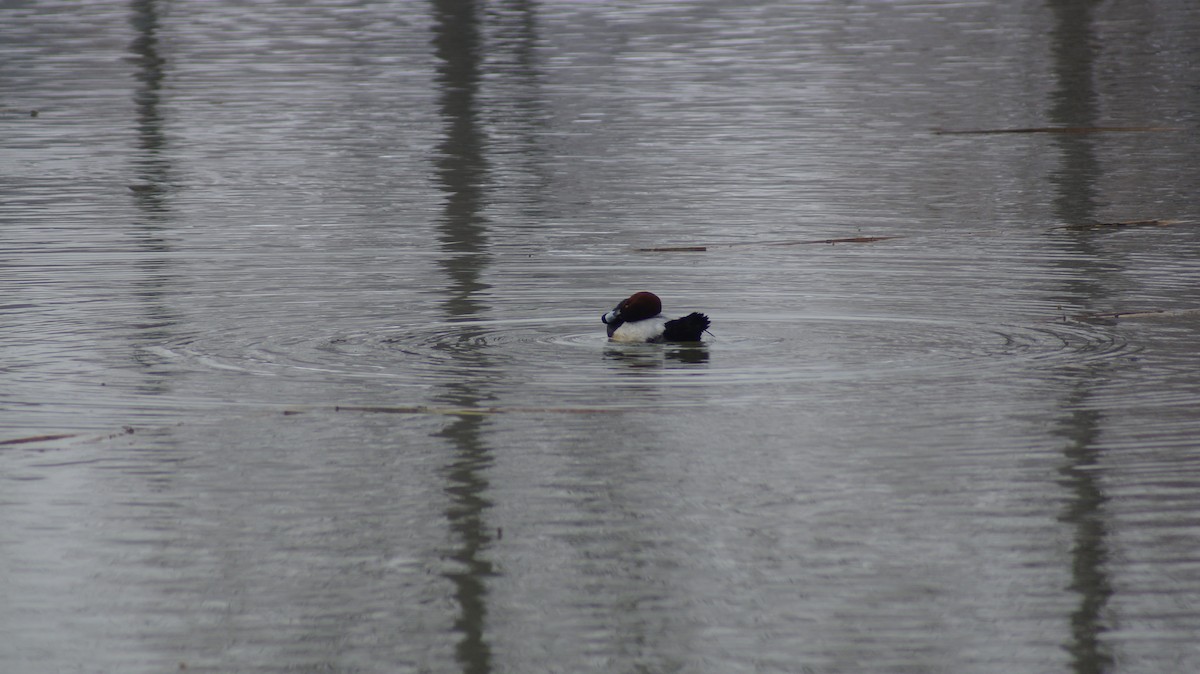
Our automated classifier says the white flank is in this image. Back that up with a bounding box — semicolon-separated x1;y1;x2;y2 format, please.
610;317;668;342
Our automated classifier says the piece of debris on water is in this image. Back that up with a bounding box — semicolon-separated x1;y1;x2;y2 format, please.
1054;219;1187;232
332;404;621;415
774;236;898;246
636;236;898;252
636;245;709;252
0;433;78;446
1074;308;1200;321
934;126;1182;135
0;426;136;450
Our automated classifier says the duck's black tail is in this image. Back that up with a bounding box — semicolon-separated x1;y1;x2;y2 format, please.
662;312;710;342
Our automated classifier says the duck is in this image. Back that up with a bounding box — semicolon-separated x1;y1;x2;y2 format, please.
601;291;710;343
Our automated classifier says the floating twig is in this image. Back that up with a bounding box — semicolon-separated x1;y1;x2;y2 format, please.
1054;219;1187;232
330;404;622;416
1074;308;1200;321
769;236;898;246
0;426;135;450
636;235;898;252
0;433;78;446
935;126;1182;135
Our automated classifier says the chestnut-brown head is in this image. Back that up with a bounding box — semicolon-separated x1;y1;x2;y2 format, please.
601;291;663;330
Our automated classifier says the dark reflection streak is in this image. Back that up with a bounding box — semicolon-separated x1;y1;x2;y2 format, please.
1047;0;1103;226
433;0;491;319
1055;392;1113;674
127;0;177;388
1046;1;1115;672
128;0;172;214
435;412;495;674
430;1;496;672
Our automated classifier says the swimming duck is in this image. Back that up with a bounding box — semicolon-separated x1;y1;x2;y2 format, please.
601;291;710;343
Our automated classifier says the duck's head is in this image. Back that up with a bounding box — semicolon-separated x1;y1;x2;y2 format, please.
601;291;662;329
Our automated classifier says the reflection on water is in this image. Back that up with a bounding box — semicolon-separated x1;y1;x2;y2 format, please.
127;0;178;401
2;1;1200;672
1047;1;1114;670
1056;389;1114;674
1047;0;1103;225
432;0;498;670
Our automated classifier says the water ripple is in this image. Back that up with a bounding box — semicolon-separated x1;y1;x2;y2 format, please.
143;313;1137;408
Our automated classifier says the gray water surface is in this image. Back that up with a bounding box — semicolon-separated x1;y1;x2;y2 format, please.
3;1;1200;672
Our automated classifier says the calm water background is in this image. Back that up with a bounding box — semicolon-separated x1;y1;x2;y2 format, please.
3;1;1200;672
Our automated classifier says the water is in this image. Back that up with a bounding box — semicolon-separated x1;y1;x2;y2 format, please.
2;1;1199;672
